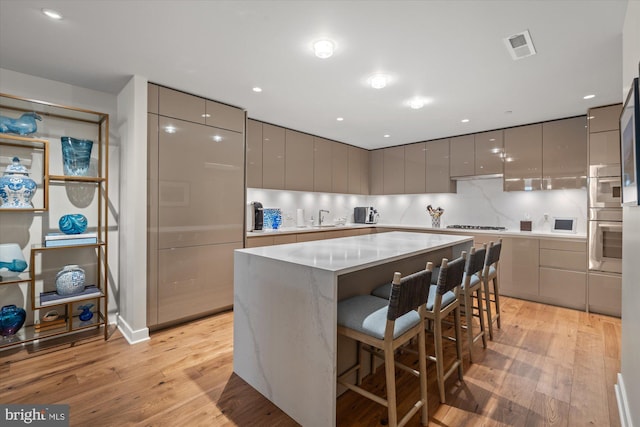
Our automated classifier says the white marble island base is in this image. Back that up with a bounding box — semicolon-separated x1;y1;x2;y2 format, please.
233;232;473;427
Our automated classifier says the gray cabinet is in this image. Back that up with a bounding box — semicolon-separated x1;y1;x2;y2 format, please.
588;272;621;317
589;104;622;167
588;104;623;133
262;123;285;189
360;149;370;195
205;99;244;133
499;237;539;299
149;86;245;328
425;138;456;193
246;119;263;188
148;83;159;114
285;129;314;191
475;130;504;175
538;239;587;310
542;116;587;189
348;146;362;194
370;150;384;195
449;135;475;177
383;146;405;194
504;124;543;191
404;142;426;194
332;142;349;193
158;86;206;124
313;137;333;192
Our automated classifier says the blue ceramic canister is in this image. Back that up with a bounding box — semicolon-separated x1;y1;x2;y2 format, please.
55;265;86;296
0;304;26;336
0;157;37;208
59;213;88;234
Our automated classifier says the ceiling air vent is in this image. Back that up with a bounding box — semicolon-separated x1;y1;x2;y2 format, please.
504;30;536;60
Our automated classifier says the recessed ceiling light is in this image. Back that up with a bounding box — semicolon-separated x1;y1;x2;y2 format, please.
409;98;425;110
313;39;335;59
369;74;390;89
213;135;223;142
42;8;63;20
583;94;596;100
336;117;344;121
252;87;262;93
164;126;177;134
383;134;390;138
461;119;470;123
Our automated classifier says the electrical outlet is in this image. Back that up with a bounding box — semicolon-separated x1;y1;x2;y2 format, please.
543;213;549;221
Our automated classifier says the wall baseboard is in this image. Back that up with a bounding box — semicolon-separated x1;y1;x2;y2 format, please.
616;372;633;427
117;314;150;345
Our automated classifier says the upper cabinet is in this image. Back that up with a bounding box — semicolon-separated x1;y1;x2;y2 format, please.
360;149;370;195
158;87;206;124
370;150;384;195
475;130;504;175
542;116;587;189
205;100;245;133
449;135;475;177
425;138;456;193
588;104;622;166
313;137;333;193
285;129;314;191
348;146;368;194
404;142;426;194
262;123;286;189
382;146;405;194
332;142;349;193
246;119;263;188
504;124;543;191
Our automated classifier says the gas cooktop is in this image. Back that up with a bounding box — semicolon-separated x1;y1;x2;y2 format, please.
446;225;507;231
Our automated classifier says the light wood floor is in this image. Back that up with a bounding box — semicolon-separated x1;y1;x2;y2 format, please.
0;296;621;426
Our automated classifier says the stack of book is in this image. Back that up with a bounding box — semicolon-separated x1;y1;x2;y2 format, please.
44;232;98;247
40;285;103;306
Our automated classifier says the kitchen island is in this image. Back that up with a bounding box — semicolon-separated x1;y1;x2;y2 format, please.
233;231;473;427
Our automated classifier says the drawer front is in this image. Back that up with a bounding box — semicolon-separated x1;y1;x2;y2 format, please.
540;248;586;271
273;234;297;245
246;236;275;248
539;267;586;309
539;239;586;252
588;272;621;317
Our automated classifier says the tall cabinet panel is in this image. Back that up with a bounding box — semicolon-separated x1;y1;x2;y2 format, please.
504;124;543;191
370;150;384;195
383;146;405;194
425;138;455;193
332;142;349;193
313;137;332;192
246;119;263;188
285;129;314;191
262;124;285;190
542;116;587;189
149;84;245;328
404;142;426;194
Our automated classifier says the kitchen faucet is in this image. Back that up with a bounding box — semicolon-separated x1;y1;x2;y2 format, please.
318;209;330;226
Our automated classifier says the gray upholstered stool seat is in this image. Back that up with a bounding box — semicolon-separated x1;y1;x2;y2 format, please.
337;295;421;340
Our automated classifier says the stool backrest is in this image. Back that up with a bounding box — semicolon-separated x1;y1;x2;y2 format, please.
465;245;487;277
436;253;467;295
485;239;503;267
387;267;433;321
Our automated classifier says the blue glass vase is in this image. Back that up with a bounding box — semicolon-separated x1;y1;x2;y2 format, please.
59;213;88;234
78;304;94;321
61;137;93;176
0;305;26;336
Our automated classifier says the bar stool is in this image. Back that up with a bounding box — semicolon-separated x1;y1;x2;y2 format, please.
337;265;433;427
483;239;503;340
424;253;466;403
460;245;487;363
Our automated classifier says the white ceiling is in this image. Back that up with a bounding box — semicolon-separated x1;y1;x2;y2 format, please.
0;0;629;149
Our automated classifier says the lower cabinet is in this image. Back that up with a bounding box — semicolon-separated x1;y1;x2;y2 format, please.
588;271;621;316
499;237;540;300
539;268;586;310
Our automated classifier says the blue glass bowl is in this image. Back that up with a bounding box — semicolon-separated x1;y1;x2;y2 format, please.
59;213;88;234
0;305;26;336
61;137;93;176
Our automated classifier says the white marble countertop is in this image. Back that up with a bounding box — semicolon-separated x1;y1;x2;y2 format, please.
246;223;586;241
236;231;473;274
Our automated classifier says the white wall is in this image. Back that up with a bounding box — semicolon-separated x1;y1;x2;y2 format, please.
0;68;120;319
620;1;640;425
115;76;149;343
249;178;587;234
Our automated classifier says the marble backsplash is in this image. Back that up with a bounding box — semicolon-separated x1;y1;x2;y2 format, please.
247;177;587;234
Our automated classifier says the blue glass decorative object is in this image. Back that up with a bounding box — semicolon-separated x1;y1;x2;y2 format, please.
60;137;93;176
263;208;282;230
0;243;27;279
0;157;37;208
78;304;94;321
0;112;41;135
55;265;86;296
59;213;88;234
0;305;26;336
